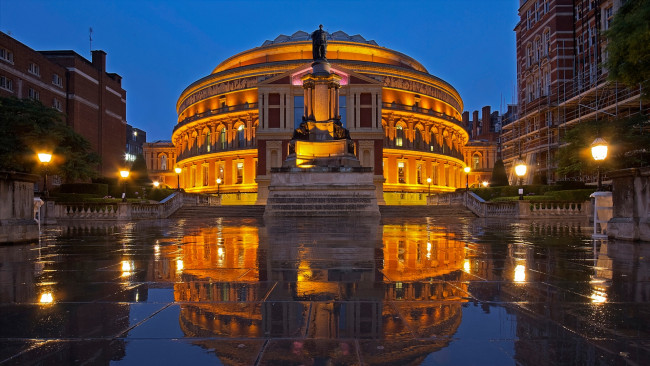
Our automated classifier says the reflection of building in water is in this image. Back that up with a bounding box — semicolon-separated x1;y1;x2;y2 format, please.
160;219;469;364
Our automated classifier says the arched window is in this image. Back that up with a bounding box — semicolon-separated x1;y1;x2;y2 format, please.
395;125;404;147
430;131;436;152
237;125;245;148
193;135;198;154
220;128;226;150
473;154;481;170
414;129;424;150
417;165;422;184
205;131;211;152
160;154;167;171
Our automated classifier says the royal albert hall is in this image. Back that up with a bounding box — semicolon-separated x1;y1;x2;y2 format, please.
148;30;470;204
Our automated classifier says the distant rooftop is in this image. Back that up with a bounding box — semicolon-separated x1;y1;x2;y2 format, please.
262;30;378;47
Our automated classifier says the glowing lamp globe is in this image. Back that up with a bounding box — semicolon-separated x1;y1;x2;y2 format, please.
514;161;527;177
591;137;608;161
464;166;470;174
120;170;130;178
175;167;182;174
37;153;52;163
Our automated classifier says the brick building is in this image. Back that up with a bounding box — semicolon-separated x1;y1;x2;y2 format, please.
502;0;648;184
0;32;127;178
125;124;147;163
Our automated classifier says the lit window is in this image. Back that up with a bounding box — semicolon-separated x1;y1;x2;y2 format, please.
473;154;480;170
417;165;422;184
236;162;243;184
220;128;226;150
395;125;403;147
237;125;245;148
398;161;405;183
202;165;209;186
206;131;211;152
0;75;13;92
28;63;40;76
161;155;167;170
0;48;13;63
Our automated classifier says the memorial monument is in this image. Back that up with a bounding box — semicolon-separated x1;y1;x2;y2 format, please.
264;25;380;217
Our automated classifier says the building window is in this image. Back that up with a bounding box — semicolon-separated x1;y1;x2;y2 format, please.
206;131;211;152
219;165;224;181
237;125;245;148
52;74;63;87
542;30;550;56
417;165;422;184
0;48;13;63
0;75;13;92
604;6;613;30
414;129;424;150
28;63;40;76
161;155;167;171
202;165;209;186
28;88;40;101
398;161;405;183
236;162;243;184
294;95;304;129
473;154;480;170
191;166;196;187
395;125;404;147
220;128;226;150
52;98;62;111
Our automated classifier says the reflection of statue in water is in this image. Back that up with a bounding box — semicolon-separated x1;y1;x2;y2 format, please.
310;24;328;60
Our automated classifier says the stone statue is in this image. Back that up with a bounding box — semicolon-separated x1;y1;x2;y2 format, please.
310;24;328;61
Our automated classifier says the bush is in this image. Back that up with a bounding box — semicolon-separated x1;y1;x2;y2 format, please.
545;189;594;201
59;183;108;196
52;193;101;202
554;180;587;190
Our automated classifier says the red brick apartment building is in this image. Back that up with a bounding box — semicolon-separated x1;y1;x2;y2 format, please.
501;0;648;183
0;32;126;177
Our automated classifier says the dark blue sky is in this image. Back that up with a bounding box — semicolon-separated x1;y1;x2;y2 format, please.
0;0;519;141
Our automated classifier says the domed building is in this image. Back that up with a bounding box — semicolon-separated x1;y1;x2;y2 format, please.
146;30;476;204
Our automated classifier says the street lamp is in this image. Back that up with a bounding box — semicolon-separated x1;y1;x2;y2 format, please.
591;137;608;191
153;181;160;188
216;177;222;196
37;152;52;198
426;177;432;196
464;166;470;191
174;167;182;191
514;158;527;200
120;170;130;202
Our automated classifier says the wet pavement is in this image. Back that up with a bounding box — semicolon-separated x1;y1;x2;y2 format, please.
0;216;648;365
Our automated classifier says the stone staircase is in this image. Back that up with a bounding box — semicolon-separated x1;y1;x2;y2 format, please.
171;205;266;219
171;204;474;219
379;205;476;218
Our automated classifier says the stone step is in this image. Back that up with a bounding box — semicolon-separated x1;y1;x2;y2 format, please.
171;205;266;219
379;205;476;217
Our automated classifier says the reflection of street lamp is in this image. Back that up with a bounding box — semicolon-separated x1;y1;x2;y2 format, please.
515;158;527;200
216;177;222;196
174;167;182;191
120;170;130;202
37;153;52;198
591;137;608;191
463;166;470;191
426;177;432;197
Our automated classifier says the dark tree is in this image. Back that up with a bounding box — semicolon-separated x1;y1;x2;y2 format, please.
603;0;650;99
490;159;509;186
0;97;99;182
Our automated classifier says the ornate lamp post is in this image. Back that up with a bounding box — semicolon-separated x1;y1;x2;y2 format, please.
120;170;130;202
216;177;222;196
174;167;182;191
464;166;470;191
514;158;527;200
591;137;608;191
37;153;52;198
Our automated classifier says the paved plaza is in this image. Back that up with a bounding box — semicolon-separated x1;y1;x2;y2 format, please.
0;216;648;365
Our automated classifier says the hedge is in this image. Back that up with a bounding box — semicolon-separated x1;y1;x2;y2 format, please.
59;183;108;196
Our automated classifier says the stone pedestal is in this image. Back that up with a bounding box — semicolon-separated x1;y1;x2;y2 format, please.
607;168;650;241
0;172;40;243
264;169;380;217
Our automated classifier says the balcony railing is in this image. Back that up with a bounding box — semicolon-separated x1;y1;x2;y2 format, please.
382;102;464;128
384;137;464;160
174;102;259;132
177;139;257;162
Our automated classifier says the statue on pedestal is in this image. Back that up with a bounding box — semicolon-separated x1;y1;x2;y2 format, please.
310;24;328;61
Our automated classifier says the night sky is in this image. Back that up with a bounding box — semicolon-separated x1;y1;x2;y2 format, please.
0;0;519;141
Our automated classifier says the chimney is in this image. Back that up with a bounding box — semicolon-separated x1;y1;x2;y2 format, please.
472;110;479;139
92;50;106;72
462;111;470;130
481;106;491;136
